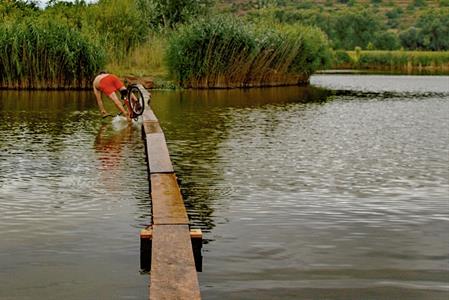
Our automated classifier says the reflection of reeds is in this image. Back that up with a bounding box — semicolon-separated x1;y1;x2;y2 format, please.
166;16;332;88
0;21;105;89
340;50;449;72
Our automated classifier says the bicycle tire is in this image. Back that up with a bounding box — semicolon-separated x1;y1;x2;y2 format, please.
127;85;145;116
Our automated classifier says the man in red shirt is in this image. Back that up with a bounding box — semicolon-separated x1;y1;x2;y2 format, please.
93;72;131;121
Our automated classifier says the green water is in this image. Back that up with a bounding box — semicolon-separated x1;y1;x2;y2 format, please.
0;75;448;299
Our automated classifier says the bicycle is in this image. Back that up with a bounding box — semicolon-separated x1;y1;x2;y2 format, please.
122;83;148;120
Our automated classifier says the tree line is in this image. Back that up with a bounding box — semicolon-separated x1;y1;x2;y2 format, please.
245;2;449;51
1;0;448;89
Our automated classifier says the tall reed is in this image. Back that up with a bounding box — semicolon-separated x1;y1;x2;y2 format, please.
166;16;332;88
0;20;105;89
343;50;449;72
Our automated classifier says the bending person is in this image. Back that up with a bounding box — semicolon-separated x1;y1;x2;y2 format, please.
93;72;131;121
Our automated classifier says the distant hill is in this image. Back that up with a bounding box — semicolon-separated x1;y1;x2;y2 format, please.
217;0;443;29
214;0;449;51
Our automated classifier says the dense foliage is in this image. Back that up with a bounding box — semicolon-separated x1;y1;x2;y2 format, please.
166;16;331;88
244;1;449;51
333;50;449;72
0;18;105;88
136;0;214;29
0;0;448;89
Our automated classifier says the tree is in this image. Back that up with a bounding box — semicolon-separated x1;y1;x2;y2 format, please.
373;30;400;50
400;9;449;50
415;9;449;50
399;27;421;49
329;9;383;49
137;0;214;30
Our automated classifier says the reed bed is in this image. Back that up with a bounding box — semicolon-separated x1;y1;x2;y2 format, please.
341;50;449;72
166;16;332;88
0;20;105;89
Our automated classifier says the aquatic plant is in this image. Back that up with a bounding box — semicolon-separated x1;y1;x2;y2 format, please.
166;16;332;88
0;20;105;89
356;50;449;71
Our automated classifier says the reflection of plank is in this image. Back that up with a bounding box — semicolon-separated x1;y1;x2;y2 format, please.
150;225;201;300
151;174;189;225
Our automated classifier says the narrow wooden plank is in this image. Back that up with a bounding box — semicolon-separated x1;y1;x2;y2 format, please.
146;133;174;173
142;108;158;122
150;225;201;300
143;121;162;134
151;174;189;225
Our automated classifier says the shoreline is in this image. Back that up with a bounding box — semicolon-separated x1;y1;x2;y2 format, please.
2;69;448;91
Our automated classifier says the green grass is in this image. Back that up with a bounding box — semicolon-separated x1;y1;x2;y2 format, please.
335;50;449;72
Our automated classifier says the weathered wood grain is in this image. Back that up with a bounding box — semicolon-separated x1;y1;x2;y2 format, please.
146;133;174;174
150;173;189;225
142;108;158;123
150;225;201;300
143;121;162;134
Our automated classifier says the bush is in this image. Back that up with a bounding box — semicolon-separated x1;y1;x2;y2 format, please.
0;20;105;89
351;50;449;70
333;50;353;65
166;16;332;88
87;0;149;60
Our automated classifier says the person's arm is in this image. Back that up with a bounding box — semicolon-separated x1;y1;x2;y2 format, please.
108;92;132;121
93;85;108;116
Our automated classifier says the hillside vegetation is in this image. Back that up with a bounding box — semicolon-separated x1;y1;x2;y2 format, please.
0;0;448;89
225;0;449;51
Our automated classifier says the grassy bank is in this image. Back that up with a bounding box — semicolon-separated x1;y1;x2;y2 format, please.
334;50;449;73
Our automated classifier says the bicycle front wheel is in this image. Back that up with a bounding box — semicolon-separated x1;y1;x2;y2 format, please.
128;85;145;116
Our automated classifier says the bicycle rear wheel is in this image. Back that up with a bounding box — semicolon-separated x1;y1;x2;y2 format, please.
128;85;145;116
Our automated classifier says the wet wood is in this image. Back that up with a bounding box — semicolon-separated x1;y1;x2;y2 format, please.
143;121;162;134
142;109;158;123
151;173;189;225
150;225;201;300
142;104;202;299
145;133;174;174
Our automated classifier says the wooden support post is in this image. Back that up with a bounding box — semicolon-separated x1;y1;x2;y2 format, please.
140;227;152;272
140;226;203;272
190;229;203;272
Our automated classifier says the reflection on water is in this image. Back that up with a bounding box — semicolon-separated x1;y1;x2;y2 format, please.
311;74;449;95
1;77;448;300
152;86;331;232
0;91;149;299
150;79;448;299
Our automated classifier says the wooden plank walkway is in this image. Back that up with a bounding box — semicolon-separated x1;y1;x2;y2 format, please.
142;103;201;300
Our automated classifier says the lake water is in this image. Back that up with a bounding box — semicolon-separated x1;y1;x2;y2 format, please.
0;75;448;299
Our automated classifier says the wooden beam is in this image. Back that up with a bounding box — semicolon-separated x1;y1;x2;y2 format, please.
143;121;162;134
142;108;158;123
151;173;189;225
145;133;174;174
141;103;202;299
150;225;201;300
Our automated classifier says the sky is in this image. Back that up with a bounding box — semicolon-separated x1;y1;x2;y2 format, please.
36;0;97;8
